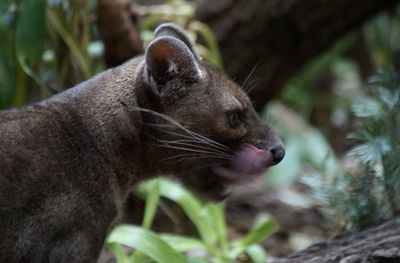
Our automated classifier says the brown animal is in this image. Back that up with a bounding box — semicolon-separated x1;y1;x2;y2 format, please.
0;23;284;262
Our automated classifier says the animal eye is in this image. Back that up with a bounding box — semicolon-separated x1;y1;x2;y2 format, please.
227;111;240;128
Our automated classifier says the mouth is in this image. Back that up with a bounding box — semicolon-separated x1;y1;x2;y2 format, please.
213;144;275;183
182;143;283;201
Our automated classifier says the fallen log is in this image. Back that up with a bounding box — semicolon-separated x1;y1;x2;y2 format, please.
272;219;400;263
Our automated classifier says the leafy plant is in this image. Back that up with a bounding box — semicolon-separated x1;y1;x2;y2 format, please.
0;0;221;111
319;10;400;229
331;67;400;229
0;0;100;110
107;178;277;263
274;8;400;230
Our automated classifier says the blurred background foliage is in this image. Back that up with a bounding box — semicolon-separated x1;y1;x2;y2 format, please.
2;0;400;261
0;0;221;109
268;10;400;230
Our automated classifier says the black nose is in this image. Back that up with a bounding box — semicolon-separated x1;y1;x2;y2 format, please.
269;146;285;165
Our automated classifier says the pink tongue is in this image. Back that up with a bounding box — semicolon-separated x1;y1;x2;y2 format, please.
232;144;273;174
213;144;274;182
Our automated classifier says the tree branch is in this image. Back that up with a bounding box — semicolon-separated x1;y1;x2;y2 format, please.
195;0;400;110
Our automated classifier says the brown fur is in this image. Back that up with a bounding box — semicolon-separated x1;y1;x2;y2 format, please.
0;24;283;262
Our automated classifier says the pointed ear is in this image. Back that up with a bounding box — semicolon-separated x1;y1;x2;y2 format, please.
144;36;203;89
154;23;200;60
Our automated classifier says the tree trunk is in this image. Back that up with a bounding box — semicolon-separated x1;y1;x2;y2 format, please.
97;0;144;67
194;0;399;110
272;218;400;263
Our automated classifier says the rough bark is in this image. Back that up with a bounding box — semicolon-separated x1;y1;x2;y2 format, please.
272;218;400;263
97;0;144;67
194;0;399;110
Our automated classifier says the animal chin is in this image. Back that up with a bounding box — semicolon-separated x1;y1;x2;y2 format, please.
212;143;274;183
185;144;274;200
212;166;266;182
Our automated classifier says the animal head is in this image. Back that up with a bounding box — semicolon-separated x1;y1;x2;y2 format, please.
141;23;284;199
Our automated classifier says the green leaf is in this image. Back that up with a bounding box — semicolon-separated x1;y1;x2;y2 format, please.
129;251;149;263
107;225;189;263
142;179;160;229
16;0;46;63
239;217;277;247
0;52;14;109
0;1;14;14
245;244;268;263
47;7;91;79
189;21;223;67
160;234;205;252
131;179;160;263
130;179;161;263
366;14;393;67
107;242;130;263
138;179;217;248
231;216;277;258
206;203;228;252
352;97;382;119
14;0;47;103
13;63;28;106
188;258;209;263
0;91;3;109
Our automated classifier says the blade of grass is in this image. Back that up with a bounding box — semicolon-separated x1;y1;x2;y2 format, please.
129;250;149;263
107;242;130;263
0;91;3;109
130;179;161;263
189;21;223;67
245;244;268;263
0;37;12;109
142;179;160;230
107;225;189;263
160;234;205;252
15;0;46;63
47;7;91;79
13;63;28;106
0;8;15;109
206;203;228;254
138;178;217;248
15;0;48;101
230;216;277;258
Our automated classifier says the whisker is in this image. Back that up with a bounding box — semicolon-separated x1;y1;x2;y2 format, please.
158;144;234;161
142;130;234;163
161;146;233;164
132;107;234;155
162;154;227;167
157;127;231;152
245;79;261;94
181;129;232;153
243;61;261;93
164;138;231;152
159;139;233;158
162;153;216;162
145;122;233;154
